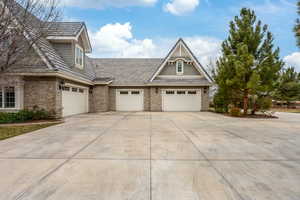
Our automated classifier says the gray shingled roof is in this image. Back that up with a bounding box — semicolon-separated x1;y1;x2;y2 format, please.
92;58;164;85
46;22;84;37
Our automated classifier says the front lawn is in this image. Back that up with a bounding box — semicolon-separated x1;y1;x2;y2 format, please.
0;123;60;141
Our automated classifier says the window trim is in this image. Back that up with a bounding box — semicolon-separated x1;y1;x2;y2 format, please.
0;86;17;110
75;44;84;69
176;60;184;75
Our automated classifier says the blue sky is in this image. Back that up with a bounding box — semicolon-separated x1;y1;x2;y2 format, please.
61;0;300;71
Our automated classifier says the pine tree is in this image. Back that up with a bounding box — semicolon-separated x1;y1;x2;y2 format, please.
274;67;300;106
214;8;283;115
295;0;300;48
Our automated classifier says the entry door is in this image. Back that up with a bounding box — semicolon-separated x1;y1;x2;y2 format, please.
162;89;202;111
116;89;144;111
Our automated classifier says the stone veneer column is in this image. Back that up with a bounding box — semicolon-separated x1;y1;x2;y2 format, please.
92;85;109;112
150;87;162;111
201;87;210;111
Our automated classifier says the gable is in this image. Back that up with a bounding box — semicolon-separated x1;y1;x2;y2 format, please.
150;39;213;83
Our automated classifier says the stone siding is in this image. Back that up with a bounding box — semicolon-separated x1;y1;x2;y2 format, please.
150;87;162;111
23;77;62;118
91;85;109;112
201;87;210;111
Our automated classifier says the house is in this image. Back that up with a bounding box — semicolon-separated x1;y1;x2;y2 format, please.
0;5;213;118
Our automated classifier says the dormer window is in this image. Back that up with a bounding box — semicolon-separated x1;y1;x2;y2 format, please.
176;60;184;75
75;44;84;69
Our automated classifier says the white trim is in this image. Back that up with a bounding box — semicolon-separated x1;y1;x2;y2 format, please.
64;83;88;90
7;72;93;85
176;60;184;75
0;86;23;110
46;36;76;40
46;26;92;53
75;44;84;69
157;75;203;79
149;39;213;83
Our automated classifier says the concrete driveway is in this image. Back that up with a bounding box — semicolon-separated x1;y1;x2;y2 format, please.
0;112;300;200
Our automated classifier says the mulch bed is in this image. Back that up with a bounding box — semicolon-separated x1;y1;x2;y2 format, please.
223;114;278;119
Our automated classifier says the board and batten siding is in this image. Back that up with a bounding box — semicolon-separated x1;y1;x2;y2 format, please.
159;63;201;76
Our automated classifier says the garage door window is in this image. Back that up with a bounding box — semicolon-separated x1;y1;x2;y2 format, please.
131;91;140;95
79;89;84;93
166;91;175;95
120;91;129;95
177;91;186;95
72;88;78;92
62;86;70;91
188;91;197;95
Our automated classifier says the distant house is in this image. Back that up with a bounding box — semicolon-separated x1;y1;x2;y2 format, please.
0;4;213;118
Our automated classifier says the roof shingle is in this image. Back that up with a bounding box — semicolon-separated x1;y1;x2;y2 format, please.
92;58;164;85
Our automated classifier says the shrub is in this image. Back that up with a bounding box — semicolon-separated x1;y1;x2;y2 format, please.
257;97;273;111
0;109;51;124
229;107;241;117
213;91;230;113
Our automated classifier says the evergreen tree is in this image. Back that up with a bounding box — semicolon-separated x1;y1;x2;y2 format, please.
274;67;300;106
295;0;300;48
214;8;283;115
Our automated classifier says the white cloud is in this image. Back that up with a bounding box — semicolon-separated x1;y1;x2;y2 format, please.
184;36;222;67
60;0;157;9
284;52;300;72
164;0;200;15
89;22;156;58
89;22;222;67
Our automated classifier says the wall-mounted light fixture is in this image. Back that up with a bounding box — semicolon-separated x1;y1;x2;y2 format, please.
58;80;65;90
89;86;93;94
155;87;159;94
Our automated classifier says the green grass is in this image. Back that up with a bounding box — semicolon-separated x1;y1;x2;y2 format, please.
271;108;300;113
0;123;60;141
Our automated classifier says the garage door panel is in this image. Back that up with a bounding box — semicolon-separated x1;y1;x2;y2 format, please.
116;89;144;111
162;89;201;112
62;86;88;117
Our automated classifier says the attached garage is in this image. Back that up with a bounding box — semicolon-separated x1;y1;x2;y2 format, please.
162;89;202;111
62;85;89;117
116;89;144;111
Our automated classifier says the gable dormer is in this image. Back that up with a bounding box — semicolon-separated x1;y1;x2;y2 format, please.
150;39;213;83
46;22;92;70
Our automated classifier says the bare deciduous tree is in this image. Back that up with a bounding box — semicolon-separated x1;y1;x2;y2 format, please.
0;0;61;71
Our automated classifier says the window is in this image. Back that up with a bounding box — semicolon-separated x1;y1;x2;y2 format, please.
188;91;197;95
0;86;16;109
177;91;186;95
75;45;84;69
176;60;184;75
120;91;129;95
79;89;84;93
62;86;70;91
166;90;175;95
131;91;140;95
72;88;78;92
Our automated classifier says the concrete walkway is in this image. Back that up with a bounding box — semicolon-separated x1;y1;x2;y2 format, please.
0;112;299;200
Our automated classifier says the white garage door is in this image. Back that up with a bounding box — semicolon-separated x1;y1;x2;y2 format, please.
62;85;89;117
116;89;144;111
162;89;202;111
